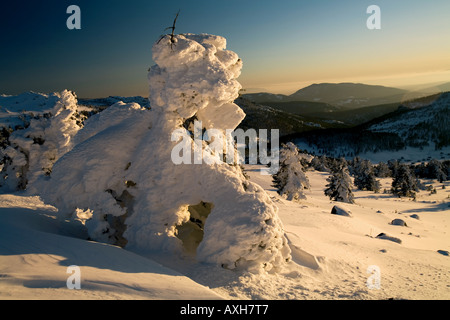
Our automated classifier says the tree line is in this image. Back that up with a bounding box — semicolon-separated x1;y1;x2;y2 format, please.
273;143;449;204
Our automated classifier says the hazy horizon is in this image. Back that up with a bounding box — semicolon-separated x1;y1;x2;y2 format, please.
242;71;450;96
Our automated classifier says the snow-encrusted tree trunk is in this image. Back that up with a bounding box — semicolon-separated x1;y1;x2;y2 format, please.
39;33;291;272
273;142;311;201
324;164;355;204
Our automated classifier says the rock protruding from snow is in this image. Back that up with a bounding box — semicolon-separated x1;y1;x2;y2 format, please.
38;34;291;272
331;205;352;217
376;233;402;244
391;218;407;227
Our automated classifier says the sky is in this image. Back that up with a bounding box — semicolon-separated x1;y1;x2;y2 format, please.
1;0;449;97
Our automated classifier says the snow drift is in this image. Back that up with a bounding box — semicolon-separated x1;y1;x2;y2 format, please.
36;33;291;272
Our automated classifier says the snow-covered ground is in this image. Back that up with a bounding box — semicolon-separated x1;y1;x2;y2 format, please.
1;165;449;300
0;194;222;300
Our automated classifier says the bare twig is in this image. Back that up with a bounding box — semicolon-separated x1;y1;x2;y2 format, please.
157;10;180;50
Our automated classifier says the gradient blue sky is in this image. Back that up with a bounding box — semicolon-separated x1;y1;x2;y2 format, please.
1;0;449;97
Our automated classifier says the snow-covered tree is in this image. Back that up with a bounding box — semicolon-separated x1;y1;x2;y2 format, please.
38;33;291;272
391;164;418;198
0;90;83;192
324;164;355;203
443;160;450;181
353;159;380;192
273;142;311;201
329;157;348;174
349;156;363;176
427;159;446;182
311;155;329;172
388;159;400;177
374;161;391;178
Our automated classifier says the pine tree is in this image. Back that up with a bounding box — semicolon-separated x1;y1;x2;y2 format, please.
353;159;380;192
427;159;446;182
391;164;418;198
349;156;362;176
273;142;310;201
324;163;355;203
388;159;400;177
374;161;391;178
311;155;328;172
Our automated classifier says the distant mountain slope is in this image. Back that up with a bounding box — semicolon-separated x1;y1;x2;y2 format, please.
243;82;411;110
366;92;450;149
412;81;450;95
312;102;401;126
255;100;339;116
78;96;149;108
0;92;60;114
240;92;288;103
235;97;346;137
289;83;408;107
288;92;450;160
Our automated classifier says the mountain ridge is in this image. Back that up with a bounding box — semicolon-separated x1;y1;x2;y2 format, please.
242;82;438;110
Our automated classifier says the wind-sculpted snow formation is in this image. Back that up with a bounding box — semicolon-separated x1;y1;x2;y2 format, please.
37;34;291;272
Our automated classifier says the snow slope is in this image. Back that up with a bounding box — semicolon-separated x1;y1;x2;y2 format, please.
1;165;448;300
242;166;450;299
0;194;222;300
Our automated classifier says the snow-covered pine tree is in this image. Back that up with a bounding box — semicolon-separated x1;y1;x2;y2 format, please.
391;163;418;198
273;142;310;201
374;161;391;178
353;159;380;192
349;156;362;176
311;155;329;172
329;157;348;174
427;159;446;182
0;90;83;192
388;159;400;177
324;163;355;203
443;160;450;181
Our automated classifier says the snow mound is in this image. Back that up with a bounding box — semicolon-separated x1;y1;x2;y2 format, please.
37;33;291;272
